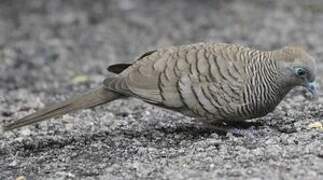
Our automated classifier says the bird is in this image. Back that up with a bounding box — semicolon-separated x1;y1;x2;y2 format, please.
0;42;319;133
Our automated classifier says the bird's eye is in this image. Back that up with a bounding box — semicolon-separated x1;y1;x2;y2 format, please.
295;68;306;77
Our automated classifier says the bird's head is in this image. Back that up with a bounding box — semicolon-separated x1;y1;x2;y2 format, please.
273;46;319;98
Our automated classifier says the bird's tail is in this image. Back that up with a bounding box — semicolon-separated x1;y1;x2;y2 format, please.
1;87;121;133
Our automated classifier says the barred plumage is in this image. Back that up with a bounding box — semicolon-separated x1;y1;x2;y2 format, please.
1;42;318;132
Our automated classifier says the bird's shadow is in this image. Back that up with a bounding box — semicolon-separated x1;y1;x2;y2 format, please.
151;121;265;137
3;119;266;156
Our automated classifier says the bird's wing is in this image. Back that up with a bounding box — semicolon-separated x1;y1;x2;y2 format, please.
104;43;250;113
175;44;257;119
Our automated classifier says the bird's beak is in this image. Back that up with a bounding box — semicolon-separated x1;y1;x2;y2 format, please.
305;81;319;98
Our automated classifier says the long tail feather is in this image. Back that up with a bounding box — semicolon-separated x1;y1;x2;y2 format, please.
1;87;120;132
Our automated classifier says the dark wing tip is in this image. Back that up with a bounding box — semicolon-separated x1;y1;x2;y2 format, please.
107;64;131;74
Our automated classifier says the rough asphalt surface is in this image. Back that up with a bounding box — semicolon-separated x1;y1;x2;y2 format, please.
1;0;323;179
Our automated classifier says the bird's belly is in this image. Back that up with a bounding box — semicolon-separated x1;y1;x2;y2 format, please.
210;99;279;123
240;99;279;120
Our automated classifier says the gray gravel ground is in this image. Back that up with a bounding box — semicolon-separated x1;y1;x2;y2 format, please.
1;0;323;179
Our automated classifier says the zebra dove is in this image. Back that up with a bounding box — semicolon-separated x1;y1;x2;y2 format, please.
1;42;319;133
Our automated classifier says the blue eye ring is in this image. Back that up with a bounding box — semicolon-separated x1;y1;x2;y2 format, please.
295;68;306;77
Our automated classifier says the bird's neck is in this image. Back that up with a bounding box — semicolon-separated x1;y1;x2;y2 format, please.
246;53;291;115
